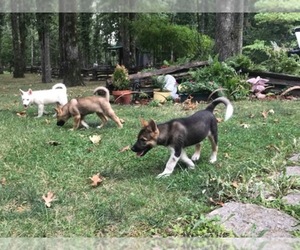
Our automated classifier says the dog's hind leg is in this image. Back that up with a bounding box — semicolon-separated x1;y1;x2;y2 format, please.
157;148;180;178
180;150;195;169
96;113;108;129
208;134;218;163
191;143;201;161
81;119;90;129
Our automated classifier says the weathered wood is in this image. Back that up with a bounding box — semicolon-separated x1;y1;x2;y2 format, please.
129;61;209;80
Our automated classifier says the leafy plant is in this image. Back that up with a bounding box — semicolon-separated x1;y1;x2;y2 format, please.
112;64;130;90
178;80;220;94
243;40;300;75
226;54;254;71
181;56;250;100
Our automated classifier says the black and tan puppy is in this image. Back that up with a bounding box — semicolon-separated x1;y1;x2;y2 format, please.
131;97;233;178
55;86;123;130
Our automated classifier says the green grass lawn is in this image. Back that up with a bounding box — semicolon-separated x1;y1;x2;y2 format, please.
0;73;299;237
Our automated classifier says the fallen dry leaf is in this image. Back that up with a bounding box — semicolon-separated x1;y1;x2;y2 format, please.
231;181;239;189
266;144;281;153
261;110;268;119
89;173;103;187
119;145;130;152
240;123;250;128
224;153;230;159
16;111;26;117
42;191;56;208
209;197;224;207
182;96;198;110
216;117;223;123
89;135;101;144
1;177;6;185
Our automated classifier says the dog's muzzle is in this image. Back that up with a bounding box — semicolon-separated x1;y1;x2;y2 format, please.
131;145;151;157
57;120;65;126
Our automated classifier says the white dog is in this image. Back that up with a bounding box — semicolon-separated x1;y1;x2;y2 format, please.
20;83;68;117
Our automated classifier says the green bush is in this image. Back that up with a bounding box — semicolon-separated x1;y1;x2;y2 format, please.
185;56;249;100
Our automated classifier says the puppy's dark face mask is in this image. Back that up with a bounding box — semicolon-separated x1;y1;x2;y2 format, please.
131;136;154;157
131;120;159;157
57;120;65;126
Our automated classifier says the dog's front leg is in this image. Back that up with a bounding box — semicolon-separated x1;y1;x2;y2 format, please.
180;150;195;169
73;115;83;130
157;148;180;178
37;104;44;118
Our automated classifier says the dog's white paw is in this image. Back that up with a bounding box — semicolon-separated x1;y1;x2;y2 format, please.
188;165;195;170
156;172;171;178
191;154;200;161
209;156;217;163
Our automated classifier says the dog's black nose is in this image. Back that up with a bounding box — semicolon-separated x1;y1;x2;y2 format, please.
57;120;65;126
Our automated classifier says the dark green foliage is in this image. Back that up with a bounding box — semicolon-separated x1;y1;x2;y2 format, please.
184;56;249;100
243;40;300;75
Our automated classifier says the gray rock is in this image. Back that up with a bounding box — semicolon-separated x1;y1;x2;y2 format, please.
207;202;299;237
286;166;300;176
283;192;300;205
288;154;300;162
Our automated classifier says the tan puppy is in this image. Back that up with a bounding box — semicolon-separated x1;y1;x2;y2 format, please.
55;86;123;130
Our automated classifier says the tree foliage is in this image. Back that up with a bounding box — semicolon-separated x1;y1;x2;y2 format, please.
132;14;213;64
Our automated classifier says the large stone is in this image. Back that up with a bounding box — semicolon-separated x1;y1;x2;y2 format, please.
283;192;300;205
207;202;299;237
288;154;300;162
286;166;300;176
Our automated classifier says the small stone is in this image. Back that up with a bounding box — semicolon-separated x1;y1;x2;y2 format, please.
288;154;300;162
286;166;300;176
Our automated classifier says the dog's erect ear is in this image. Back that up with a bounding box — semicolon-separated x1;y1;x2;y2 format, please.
148;119;158;132
28;89;33;95
19;89;24;95
140;118;148;127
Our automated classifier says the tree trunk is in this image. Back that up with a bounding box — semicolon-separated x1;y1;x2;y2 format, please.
0;14;4;74
79;13;92;68
36;13;52;83
120;13;131;68
10;13;25;78
59;12;84;86
215;0;244;61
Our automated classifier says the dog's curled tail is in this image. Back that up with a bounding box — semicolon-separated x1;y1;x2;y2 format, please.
93;86;110;102
52;83;67;91
206;97;233;121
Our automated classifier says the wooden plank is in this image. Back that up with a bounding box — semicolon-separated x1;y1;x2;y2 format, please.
129;60;208;80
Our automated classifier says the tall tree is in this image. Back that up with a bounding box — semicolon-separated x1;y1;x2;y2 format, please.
10;8;27;78
215;0;244;61
0;14;4;74
119;13;131;68
78;13;93;68
59;0;83;86
36;13;52;83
